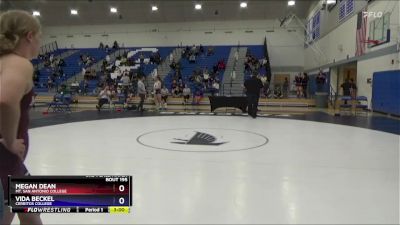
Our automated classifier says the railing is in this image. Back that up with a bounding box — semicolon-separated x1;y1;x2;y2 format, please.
221;82;245;96
39;41;58;55
329;84;338;109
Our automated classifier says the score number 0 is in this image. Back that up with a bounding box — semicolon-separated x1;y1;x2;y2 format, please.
118;185;125;205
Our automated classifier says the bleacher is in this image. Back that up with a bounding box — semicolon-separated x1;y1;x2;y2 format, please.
34;48;110;93
164;46;231;94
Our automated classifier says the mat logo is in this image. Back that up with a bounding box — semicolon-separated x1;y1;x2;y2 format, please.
137;128;268;152
171;131;227;146
363;11;383;18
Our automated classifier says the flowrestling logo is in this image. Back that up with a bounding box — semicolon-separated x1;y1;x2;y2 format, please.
363;11;383;18
137;128;268;152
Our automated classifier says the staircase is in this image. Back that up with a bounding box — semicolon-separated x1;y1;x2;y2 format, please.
222;47;247;96
146;47;184;90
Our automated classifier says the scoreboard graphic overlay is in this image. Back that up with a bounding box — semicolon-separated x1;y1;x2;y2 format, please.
8;176;132;213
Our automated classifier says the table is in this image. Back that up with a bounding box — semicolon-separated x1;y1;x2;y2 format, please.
209;96;247;113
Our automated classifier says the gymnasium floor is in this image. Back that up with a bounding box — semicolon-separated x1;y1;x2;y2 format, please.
11;110;400;224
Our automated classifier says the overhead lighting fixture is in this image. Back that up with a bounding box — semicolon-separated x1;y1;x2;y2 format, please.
327;0;336;4
195;4;202;10
152;6;158;11
32;11;40;17
240;2;248;8
110;7;117;13
288;1;295;6
70;9;78;15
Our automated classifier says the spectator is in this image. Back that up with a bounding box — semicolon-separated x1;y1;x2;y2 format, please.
160;86;169;110
316;71;326;92
153;76;162;110
211;80;220;96
99;42;104;49
96;86;111;111
193;88;204;105
189;54;196;63
113;40;119;49
294;74;302;98
121;74;130;85
302;73;309;99
350;78;357;99
182;84;191;105
203;68;210;85
137;76;146;112
169;52;174;62
341;79;351;104
139;53;144;64
171;79;179;97
207;46;214;56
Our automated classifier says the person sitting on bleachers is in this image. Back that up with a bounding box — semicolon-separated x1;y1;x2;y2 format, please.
207;46;214;56
182;84;191;105
171;79;180;97
210;80;220;96
193;87;204;105
199;45;204;55
170;60;177;70
203;67;210;85
189;54;196;63
120;73;130;86
79;79;89;95
99;42;104;49
96;85;111;111
217;59;226;70
161;86;169;110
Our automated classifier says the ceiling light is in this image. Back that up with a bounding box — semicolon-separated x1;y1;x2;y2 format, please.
195;4;202;10
327;0;336;4
240;2;247;8
152;6;158;11
288;1;295;6
70;9;78;15
32;11;40;17
110;7;117;13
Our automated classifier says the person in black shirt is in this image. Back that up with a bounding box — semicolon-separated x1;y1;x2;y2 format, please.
302;73;309;99
244;74;264;118
341;79;351;104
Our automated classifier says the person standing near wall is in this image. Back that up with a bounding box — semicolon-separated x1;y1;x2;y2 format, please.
350;78;357;99
137;76;146;112
302;72;309;99
0;10;43;225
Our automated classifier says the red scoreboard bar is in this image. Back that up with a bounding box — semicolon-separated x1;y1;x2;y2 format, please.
8;176;132;213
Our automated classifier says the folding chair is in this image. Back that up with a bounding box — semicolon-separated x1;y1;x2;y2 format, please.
355;96;368;116
339;96;352;115
112;94;127;110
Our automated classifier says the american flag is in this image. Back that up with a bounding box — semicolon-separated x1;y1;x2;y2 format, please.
355;7;368;56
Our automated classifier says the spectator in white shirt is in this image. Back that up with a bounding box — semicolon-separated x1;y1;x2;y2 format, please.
96;86;111;110
182;84;191;105
153;76;162;110
161;86;169;110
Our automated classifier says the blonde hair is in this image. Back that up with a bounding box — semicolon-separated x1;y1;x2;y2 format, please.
0;10;41;56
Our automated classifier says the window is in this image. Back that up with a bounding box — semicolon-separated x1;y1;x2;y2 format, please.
312;11;321;40
339;0;354;21
369;13;390;42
